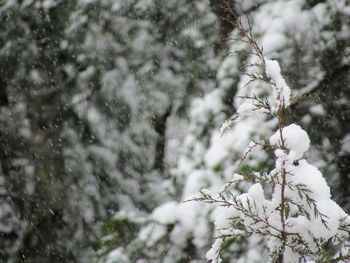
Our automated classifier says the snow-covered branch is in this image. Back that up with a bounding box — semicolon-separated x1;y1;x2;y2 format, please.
203;5;350;263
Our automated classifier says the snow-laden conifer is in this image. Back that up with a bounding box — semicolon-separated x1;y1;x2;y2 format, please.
198;7;350;262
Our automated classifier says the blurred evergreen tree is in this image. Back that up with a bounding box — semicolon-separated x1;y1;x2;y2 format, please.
98;1;350;262
0;0;218;262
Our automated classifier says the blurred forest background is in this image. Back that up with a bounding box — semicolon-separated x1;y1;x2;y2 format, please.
0;0;349;262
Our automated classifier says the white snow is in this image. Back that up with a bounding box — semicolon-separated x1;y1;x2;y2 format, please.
213;206;239;229
270;124;310;159
237;102;257;115
151;201;178;225
205;119;258;168
309;104;326;116
219;117;235;136
247;183;265;202
265;59;291;109
190;89;223;125
292;160;330;199
310;199;342;240
341;134;350;155
206;238;223;263
105;248;129;263
175;202;199;232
